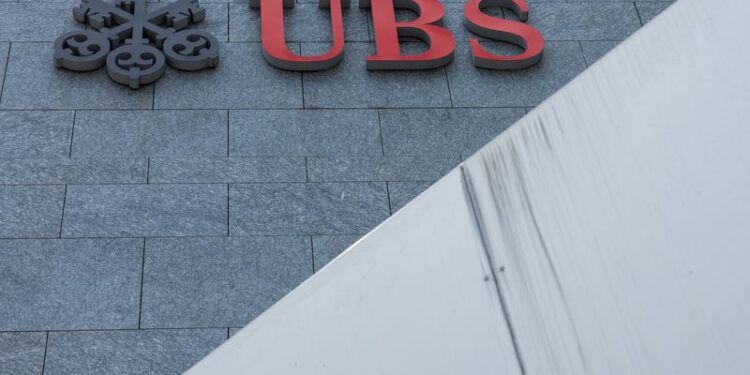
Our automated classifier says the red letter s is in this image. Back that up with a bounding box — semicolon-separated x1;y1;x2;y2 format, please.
464;0;544;69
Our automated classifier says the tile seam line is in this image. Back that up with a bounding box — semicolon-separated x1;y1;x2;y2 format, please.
40;331;49;375
443;66;454;107
0;42;11;106
0;180;437;187
226;183;230;236
58;184;67;238
634;1;645;25
309;235;315;272
137;238;146;329
376;108;385;156
577;41;589;67
1;327;237;334
68;111;76;158
0;156;446;160
0;106;530;111
0;181;433;186
0;234;363;240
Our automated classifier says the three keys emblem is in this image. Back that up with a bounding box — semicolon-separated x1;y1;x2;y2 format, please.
54;0;219;89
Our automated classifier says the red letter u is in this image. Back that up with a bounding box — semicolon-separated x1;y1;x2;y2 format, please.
251;0;348;71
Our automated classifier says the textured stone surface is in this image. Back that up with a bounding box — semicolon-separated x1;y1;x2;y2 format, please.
301;43;452;108
230;182;389;235
44;329;226;375
141;236;312;328
0;185;65;238
0;238;142;330
154;43;302;109
381;108;525;157
636;2;674;24
447;42;587;107
0;332;46;375
0;43;153;110
0;2;82;41
580;40;621;66
312;234;361;271
72;110;228;158
146;2;229;42
149;157;305;183
388;181;433;212
523;3;641;40
62;184;227;237
0;111;73;158
308;155;457;182
0;158;147;184
229;109;381;156
229;3;370;42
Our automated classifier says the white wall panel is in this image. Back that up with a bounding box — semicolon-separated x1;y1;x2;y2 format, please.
188;0;750;373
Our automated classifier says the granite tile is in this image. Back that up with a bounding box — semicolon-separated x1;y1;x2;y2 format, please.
0;43;153;109
0;111;73;158
149;157;306;183
44;329;225;375
381;108;525;157
230;3;369;42
301;43;452;108
230;182;389;235
62;184;227;237
312;234;360;271
520;3;641;41
154;43;302;109
0;185;65;238
580;40;621;66
0;2;82;42
229;109;381;157
0;238;142;330
0;332;46;375
72;110;228;158
388;180;433;212
636;2;674;24
0;159;147;184
146;2;229;42
141;236;311;328
447;42;586;107
308;155;457;182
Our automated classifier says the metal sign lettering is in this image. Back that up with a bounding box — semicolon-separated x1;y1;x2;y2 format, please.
53;0;544;88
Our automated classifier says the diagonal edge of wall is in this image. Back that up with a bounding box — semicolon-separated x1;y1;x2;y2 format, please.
186;0;750;373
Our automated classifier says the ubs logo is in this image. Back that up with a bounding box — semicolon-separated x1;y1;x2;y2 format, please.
54;0;543;88
54;0;219;89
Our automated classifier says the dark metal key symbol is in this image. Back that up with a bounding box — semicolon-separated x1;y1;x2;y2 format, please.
54;0;219;89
